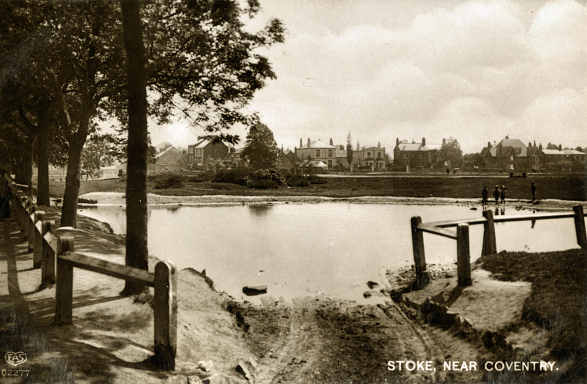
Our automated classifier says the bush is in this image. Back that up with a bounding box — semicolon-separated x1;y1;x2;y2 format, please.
154;173;184;189
213;168;249;185
286;175;310;187
246;168;285;189
308;175;327;184
188;171;214;183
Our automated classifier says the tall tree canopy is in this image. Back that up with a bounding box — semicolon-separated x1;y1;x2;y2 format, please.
241;122;278;170
0;0;284;226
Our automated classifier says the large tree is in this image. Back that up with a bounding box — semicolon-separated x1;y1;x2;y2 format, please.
241;123;278;170
119;0;150;296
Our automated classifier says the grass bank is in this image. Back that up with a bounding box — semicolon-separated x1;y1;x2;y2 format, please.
51;173;585;201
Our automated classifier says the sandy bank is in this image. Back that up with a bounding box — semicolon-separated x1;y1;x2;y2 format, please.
79;191;583;211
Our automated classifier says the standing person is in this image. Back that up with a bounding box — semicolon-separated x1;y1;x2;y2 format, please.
531;182;536;202
493;185;500;205
500;185;506;205
482;186;488;209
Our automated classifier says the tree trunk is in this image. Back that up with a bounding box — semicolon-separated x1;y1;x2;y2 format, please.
60;118;88;227
37;103;50;206
120;0;149;295
15;137;35;197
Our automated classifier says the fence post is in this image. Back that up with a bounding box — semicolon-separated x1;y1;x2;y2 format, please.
457;224;472;287
55;235;74;325
41;221;56;286
410;216;429;288
153;261;177;370
481;210;497;256
573;205;586;249
26;202;35;251
33;211;46;268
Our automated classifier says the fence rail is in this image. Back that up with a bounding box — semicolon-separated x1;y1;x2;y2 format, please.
3;175;177;370
411;204;586;289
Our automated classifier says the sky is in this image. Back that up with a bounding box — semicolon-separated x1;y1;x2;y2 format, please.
148;0;587;154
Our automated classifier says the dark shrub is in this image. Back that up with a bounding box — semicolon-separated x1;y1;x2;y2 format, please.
308;175;327;184
213;168;249;185
154;173;184;189
286;175;310;187
246;168;285;189
188;171;214;183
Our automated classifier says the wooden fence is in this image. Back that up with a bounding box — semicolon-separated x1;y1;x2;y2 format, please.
4;175;177;370
411;205;586;289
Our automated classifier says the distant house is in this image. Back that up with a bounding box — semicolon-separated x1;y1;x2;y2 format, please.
480;136;534;171
540;148;585;172
187;139;230;169
393;137;441;171
149;145;184;175
295;138;337;169
352;143;386;171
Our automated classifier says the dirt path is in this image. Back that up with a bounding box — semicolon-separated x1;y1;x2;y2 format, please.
235;296;493;383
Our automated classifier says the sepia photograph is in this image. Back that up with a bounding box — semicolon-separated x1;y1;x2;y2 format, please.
0;0;585;383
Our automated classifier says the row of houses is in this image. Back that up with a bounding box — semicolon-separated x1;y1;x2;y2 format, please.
479;136;585;172
294;138;387;171
135;135;587;175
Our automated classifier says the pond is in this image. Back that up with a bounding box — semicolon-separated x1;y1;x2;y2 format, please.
78;199;579;302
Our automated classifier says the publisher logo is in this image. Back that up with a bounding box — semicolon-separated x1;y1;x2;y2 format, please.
4;352;27;367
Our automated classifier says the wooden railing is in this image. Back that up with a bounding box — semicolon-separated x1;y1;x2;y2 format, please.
3;175;177;370
411;205;586;289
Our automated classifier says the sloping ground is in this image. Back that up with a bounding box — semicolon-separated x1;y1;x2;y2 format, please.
0;212;504;383
481;249;586;383
400;249;586;383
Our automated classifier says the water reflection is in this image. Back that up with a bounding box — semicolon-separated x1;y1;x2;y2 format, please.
248;204;273;217
79;203;578;302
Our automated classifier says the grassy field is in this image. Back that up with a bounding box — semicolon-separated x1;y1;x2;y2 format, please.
481;249;586;382
51;173;586;201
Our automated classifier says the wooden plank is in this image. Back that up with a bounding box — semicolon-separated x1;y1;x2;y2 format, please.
426;217;487;228
58;253;155;286
493;212;575;223
418;224;457;240
426;211;582;228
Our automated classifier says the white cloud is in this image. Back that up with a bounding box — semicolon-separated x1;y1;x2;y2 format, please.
158;0;587;154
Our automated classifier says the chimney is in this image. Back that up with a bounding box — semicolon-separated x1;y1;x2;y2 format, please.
442;138;446;145
377;141;381;148
396;138;400;146
329;137;333;146
422;137;426;146
299;138;302;148
307;138;311;147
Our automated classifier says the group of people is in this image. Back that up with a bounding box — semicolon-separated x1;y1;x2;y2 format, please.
481;185;507;208
481;181;537;209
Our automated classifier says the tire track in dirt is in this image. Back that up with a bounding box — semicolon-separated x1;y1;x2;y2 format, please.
239;296;490;383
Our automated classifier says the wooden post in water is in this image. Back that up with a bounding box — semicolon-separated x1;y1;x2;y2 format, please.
33;211;46;268
153;261;177;370
481;210;497;256
55;235;74;325
41;221;56;285
410;216;429;288
457;224;472;287
573;205;586;249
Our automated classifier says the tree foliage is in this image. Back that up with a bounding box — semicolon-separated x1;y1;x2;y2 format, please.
241;123;278;170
